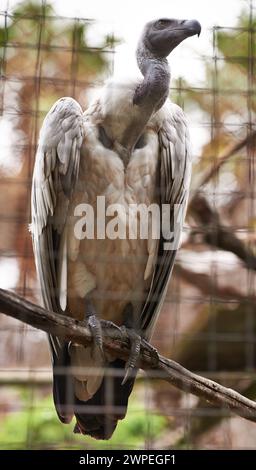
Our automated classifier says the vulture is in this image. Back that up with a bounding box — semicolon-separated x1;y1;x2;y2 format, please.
31;17;201;439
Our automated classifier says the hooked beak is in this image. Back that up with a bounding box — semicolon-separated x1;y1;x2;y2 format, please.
165;19;201;51
177;19;201;38
148;18;201;57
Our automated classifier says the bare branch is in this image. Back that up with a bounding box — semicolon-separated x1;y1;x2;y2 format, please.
0;287;256;423
188;194;256;271
174;264;253;301
187;131;256;270
193;130;256;192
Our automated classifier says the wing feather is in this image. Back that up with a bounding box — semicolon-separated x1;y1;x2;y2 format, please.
140;102;192;338
31;97;84;422
31;97;84;312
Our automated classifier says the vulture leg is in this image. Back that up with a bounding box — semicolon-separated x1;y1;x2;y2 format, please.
121;327;141;384
99;318;142;384
121;330;160;383
119;303;141;384
85;300;142;384
121;303;160;383
84;299;104;360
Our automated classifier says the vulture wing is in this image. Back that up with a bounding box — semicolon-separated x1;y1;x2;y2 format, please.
31;97;84;422
140;103;192;338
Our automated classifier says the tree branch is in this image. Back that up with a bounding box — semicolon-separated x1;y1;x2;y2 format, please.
187;130;256;270
0;287;256;422
188;194;256;271
174;264;254;301
193;130;256;193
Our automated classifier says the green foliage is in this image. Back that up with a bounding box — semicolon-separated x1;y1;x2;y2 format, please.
0;387;167;449
190;11;254;110
0;0;115;77
171;10;255;185
0;1;53;47
217;10;256;63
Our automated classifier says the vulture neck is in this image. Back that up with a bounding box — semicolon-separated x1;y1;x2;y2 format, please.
135;44;171;111
119;43;170;153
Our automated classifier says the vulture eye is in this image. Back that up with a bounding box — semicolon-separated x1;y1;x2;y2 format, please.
155;19;170;29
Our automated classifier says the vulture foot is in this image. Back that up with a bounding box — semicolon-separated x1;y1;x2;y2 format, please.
121;327;141;385
141;339;159;367
85;302;104;360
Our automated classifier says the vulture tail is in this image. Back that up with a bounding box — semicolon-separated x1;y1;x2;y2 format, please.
50;336;74;424
74;358;137;440
50;335;136;439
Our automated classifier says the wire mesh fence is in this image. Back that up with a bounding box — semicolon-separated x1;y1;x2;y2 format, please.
0;0;255;450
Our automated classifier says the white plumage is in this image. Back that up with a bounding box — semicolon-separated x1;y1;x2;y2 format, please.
30;16;200;439
31;85;191;402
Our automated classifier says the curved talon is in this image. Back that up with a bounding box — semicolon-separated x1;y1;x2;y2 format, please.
101;320;123;336
121;327;141;385
86;314;104;360
141;339;159;367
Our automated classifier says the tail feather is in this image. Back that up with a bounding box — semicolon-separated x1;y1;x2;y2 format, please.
51;337;136;440
74;358;137;440
70;343;104;401
50;336;74;424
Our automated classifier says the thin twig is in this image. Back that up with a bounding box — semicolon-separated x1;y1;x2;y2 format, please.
0;288;256;422
192;130;256;196
174;264;254;301
189;194;256;270
187;130;256;270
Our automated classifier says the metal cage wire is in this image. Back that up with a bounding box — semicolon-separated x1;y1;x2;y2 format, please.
0;0;255;449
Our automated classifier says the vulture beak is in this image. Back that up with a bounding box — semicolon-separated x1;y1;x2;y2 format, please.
148;18;201;57
177;19;202;38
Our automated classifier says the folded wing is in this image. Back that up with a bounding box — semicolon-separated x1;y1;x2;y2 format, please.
31;97;84;422
141;103;192;338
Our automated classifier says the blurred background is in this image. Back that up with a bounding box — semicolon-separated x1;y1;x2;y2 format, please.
0;0;255;449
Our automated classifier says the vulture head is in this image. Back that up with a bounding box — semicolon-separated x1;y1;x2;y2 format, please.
139;17;201;59
133;17;201;114
101;17;201;153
